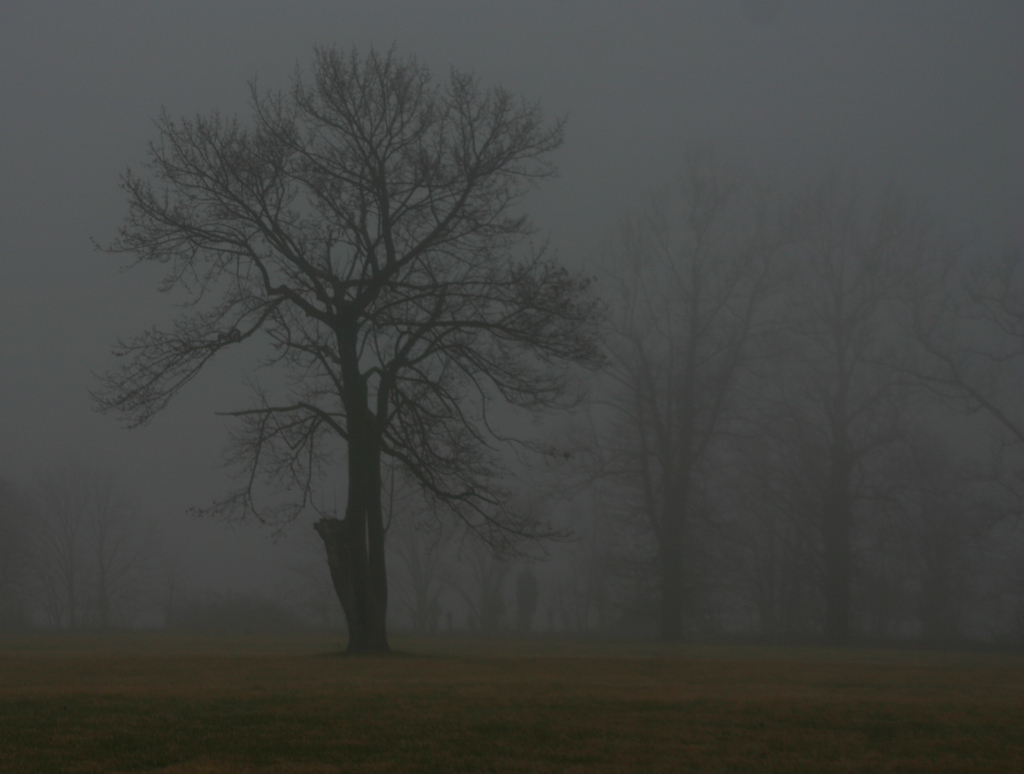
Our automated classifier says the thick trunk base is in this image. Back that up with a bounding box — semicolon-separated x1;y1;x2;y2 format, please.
314;516;390;654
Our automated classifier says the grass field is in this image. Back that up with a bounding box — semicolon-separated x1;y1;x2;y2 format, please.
1;633;1022;773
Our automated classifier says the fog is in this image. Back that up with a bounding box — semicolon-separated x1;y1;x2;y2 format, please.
0;1;1021;643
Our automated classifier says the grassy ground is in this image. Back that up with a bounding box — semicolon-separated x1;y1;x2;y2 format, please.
0;632;1022;773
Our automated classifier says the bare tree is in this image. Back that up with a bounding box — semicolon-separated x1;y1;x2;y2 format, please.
94;47;601;652
766;176;925;644
888;431;999;644
457;540;510;635
86;473;145;629
894;243;1024;642
32;467;144;630
33;471;86;628
902;246;1024;500
596;151;786;641
0;481;31;629
390;515;450;636
720;434;822;641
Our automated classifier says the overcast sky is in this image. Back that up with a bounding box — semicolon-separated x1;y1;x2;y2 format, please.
1;0;1021;593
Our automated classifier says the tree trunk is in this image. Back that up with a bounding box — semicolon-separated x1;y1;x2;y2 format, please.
659;527;684;641
326;323;390;653
822;469;852;646
313;516;357;635
659;496;686;641
320;439;389;653
363;433;389;650
313;489;389;652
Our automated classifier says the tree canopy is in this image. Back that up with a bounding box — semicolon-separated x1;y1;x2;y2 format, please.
95;46;602;651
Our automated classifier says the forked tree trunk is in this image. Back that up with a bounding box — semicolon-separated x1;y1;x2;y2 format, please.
313;516;357;637
362;437;389;650
315;462;390;652
322;326;390;653
313;498;389;652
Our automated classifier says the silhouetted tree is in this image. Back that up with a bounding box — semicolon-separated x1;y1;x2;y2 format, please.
597;151;787;641
33;471;86;628
891;432;997;644
94;47;601;652
87;473;143;629
457;541;510;635
720;433;822;641
768;176;924;644
0;480;31;629
392;515;450;636
32;467;144;629
902;245;1024;502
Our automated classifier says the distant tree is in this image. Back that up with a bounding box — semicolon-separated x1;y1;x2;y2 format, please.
457;541;510;635
765;176;925;644
391;515;450;636
548;520;620;634
88;473;144;629
890;432;998;644
719;433;822;641
897;243;1024;642
94;47;601;652
902;245;1024;501
32;467;144;629
33;471;85;628
0;480;31;629
596;151;787;641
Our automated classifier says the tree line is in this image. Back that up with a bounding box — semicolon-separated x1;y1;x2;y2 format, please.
0;469;147;630
578;158;1023;646
6;46;1016;649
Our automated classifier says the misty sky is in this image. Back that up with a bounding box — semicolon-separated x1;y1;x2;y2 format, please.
1;1;1021;593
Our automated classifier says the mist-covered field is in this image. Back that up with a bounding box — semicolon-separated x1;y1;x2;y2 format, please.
2;633;1022;773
